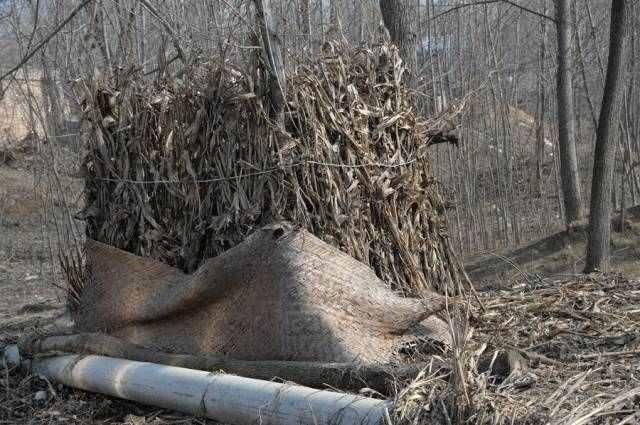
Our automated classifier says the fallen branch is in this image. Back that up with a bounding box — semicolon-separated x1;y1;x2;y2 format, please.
577;349;640;360
19;333;445;394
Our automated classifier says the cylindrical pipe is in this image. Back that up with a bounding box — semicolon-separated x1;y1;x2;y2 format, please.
26;352;389;425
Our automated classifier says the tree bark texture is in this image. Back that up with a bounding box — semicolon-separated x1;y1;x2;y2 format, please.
555;0;583;224
535;0;548;196
253;0;285;122
585;0;628;273
379;0;418;89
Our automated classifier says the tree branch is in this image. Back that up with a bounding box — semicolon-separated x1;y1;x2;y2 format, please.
138;0;186;65
0;0;94;85
432;1;556;24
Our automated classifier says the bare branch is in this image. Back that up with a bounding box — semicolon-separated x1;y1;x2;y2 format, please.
0;0;94;86
138;0;186;65
432;1;557;23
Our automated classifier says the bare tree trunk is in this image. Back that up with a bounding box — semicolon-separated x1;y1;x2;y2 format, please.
138;3;146;73
585;0;628;273
379;0;418;89
40;54;64;139
253;0;285;123
572;4;597;130
328;0;342;38
535;0;549;196
555;0;583;225
357;0;365;43
91;0;112;71
298;0;311;49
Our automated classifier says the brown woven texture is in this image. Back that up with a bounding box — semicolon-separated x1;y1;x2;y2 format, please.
74;42;465;307
76;223;450;363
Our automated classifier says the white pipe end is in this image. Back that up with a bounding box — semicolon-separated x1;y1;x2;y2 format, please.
3;345;21;369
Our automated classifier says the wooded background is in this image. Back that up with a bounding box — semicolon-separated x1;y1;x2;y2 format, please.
0;0;637;269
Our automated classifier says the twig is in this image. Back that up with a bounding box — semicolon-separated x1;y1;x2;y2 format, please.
431;1;557;24
138;0;186;65
577;350;640;360
517;349;564;366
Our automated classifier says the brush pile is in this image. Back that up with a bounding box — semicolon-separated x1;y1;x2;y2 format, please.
76;42;464;303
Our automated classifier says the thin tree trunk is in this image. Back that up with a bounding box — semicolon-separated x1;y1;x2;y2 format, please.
379;0;418;89
585;0;627;273
138;4;146;73
555;0;583;225
87;0;112;72
355;0;364;43
328;0;342;38
298;0;311;49
40;54;64;138
253;0;285;123
572;4;597;130
535;0;548;196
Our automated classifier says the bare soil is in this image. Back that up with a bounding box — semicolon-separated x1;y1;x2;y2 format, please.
0;155;63;329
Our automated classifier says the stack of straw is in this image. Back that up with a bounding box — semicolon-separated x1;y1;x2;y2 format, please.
75;42;464;305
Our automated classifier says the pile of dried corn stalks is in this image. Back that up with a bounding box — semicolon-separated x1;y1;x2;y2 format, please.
73;42;465;307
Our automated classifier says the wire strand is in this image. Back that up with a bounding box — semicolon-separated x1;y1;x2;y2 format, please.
92;158;419;185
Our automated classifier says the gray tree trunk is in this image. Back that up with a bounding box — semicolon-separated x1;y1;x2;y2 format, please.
40;55;64;138
555;0;583;224
535;0;549;196
297;0;311;49
379;0;418;89
328;0;342;37
585;0;628;273
253;0;285;122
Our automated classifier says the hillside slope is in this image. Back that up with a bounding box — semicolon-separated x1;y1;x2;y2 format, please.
465;205;640;289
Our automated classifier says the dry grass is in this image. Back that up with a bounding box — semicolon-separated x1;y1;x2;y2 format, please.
391;272;640;424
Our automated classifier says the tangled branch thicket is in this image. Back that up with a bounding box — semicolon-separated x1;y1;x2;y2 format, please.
70;42;466;307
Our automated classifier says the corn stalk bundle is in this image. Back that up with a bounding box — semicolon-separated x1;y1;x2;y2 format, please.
75;42;464;308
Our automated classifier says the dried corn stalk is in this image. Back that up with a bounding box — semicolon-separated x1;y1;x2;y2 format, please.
74;42;465;307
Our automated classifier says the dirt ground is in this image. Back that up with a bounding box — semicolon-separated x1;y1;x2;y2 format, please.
1;144;639;424
1;139;218;423
465;206;640;290
0;150;64;326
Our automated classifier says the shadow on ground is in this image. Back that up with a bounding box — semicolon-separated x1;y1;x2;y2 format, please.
465;205;640;289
